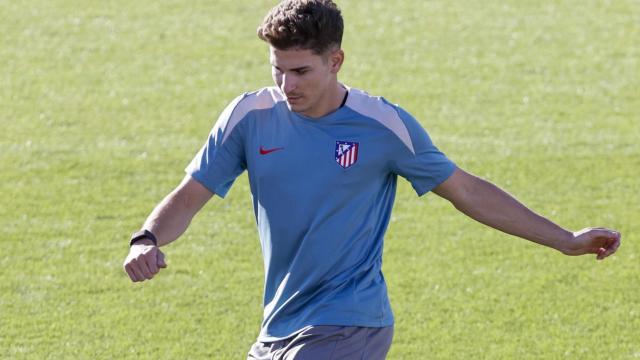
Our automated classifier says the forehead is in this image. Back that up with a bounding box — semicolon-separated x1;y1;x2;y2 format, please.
269;46;324;68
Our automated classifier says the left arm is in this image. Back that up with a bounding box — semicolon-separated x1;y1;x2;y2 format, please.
433;168;621;260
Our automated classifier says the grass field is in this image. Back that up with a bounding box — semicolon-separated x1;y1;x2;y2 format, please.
1;0;639;358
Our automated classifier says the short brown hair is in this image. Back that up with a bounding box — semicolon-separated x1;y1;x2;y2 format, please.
257;0;343;54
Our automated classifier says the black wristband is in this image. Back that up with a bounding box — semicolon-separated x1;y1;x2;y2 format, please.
130;229;158;247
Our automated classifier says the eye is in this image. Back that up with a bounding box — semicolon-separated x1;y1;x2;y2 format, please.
295;69;308;75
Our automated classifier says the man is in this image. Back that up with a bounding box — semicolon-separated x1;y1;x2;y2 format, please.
123;1;621;359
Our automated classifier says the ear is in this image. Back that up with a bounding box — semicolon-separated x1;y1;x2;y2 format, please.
329;49;345;74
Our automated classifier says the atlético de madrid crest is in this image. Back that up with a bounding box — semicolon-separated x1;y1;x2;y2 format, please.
335;141;359;169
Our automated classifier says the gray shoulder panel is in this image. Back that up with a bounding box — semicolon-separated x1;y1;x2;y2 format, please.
216;87;286;144
345;88;415;155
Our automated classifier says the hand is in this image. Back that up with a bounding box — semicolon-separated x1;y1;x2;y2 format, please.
561;228;621;260
123;239;167;282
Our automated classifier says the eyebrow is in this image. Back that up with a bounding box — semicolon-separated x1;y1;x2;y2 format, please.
271;64;311;72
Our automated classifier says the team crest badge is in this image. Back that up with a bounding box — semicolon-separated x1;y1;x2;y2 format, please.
335;141;359;169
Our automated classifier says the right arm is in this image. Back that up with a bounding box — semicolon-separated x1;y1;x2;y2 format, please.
123;175;214;282
124;91;249;282
141;175;214;247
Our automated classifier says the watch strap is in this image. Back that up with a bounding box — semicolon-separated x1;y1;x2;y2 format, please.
130;229;158;247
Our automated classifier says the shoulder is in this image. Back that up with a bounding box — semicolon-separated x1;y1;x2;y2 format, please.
218;87;285;125
237;86;286;111
213;87;286;139
345;87;416;154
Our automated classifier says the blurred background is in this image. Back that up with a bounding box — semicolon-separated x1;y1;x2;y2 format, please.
1;1;638;358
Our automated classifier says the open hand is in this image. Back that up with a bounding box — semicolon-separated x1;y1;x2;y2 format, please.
123;241;167;282
561;227;621;260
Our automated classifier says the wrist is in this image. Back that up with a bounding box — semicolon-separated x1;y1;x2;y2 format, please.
129;229;158;247
554;229;575;254
131;238;155;246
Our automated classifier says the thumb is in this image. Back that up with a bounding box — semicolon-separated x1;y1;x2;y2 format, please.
157;250;167;268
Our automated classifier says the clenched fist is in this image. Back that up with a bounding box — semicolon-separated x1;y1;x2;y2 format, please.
561;227;621;260
123;239;167;282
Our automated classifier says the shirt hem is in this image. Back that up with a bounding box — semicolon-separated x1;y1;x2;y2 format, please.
257;318;395;343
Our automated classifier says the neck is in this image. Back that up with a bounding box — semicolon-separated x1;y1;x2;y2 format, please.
304;82;347;118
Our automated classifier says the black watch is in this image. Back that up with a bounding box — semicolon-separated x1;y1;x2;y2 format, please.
130;229;158;247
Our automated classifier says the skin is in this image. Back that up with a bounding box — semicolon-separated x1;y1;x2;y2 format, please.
433;169;621;259
123;46;621;282
270;46;347;118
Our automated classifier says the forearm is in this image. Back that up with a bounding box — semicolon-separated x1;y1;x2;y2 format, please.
448;174;572;252
139;176;213;247
141;192;194;246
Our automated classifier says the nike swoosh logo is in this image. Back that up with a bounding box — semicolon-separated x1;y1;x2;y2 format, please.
259;146;284;155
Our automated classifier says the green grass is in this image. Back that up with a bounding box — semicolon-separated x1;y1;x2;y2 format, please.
1;0;638;358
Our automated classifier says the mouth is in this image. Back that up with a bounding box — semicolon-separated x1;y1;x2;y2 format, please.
286;95;303;103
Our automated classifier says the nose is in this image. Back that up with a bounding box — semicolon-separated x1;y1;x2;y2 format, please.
281;73;297;94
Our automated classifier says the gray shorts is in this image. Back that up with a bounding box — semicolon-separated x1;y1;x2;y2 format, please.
247;325;394;360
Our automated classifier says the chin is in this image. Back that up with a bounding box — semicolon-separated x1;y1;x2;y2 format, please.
287;102;307;113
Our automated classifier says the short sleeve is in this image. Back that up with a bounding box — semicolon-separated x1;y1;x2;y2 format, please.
391;107;456;196
185;94;248;198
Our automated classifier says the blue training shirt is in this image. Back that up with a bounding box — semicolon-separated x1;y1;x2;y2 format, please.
186;86;456;342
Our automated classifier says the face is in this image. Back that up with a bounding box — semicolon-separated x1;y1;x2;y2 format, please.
270;46;344;118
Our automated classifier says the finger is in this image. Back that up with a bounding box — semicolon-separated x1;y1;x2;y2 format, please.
128;263;145;282
610;234;621;252
137;259;154;279
157;251;167;268
599;235;622;259
611;231;622;244
146;251;159;275
130;261;151;281
124;264;139;282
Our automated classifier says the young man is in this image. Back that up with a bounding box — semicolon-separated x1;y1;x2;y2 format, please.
123;1;621;359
